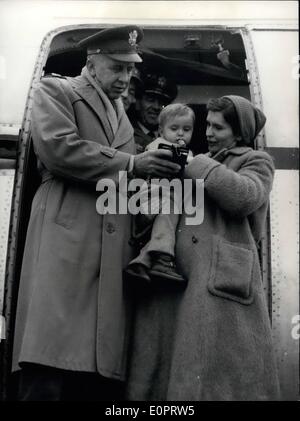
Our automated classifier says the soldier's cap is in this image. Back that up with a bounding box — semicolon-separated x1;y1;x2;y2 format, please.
129;68;143;98
142;73;178;102
77;25;143;63
131;68;143;86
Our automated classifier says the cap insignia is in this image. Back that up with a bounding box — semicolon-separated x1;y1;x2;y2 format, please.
157;76;167;88
128;30;138;47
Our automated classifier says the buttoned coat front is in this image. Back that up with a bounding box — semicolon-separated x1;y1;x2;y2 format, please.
12;74;136;380
126;147;280;400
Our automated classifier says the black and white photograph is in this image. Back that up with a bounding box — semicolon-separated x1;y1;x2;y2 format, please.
0;0;298;405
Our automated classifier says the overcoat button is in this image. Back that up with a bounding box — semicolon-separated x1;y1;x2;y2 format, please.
192;236;198;243
106;223;115;234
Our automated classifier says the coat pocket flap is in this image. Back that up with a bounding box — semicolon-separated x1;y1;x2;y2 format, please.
208;236;255;305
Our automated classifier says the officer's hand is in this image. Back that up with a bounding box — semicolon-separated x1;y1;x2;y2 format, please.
133;149;181;178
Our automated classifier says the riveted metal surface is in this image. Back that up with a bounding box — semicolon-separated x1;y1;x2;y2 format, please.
240;27;266;150
240;28;271;309
0;27;56;400
0;169;14;340
247;27;299;401
269;170;299;400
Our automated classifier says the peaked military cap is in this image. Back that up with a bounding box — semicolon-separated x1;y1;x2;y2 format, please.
131;67;143;88
142;73;178;102
77;25;143;63
130;67;143;98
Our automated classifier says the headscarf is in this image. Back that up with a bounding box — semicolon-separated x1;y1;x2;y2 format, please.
223;95;266;145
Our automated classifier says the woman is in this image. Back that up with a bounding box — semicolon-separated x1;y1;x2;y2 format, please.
126;95;280;401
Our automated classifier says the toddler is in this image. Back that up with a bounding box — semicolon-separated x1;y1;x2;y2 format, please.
125;103;195;288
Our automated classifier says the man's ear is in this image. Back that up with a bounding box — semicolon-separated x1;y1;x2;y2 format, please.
86;58;96;77
158;126;163;136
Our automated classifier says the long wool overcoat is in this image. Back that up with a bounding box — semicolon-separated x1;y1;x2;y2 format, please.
12;74;136;381
126;147;281;400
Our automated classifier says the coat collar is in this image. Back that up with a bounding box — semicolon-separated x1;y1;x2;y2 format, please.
67;75;114;144
67;75;133;149
206;146;253;162
225;146;253;155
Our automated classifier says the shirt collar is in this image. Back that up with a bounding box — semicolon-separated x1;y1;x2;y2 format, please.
137;121;158;138
207;146;252;162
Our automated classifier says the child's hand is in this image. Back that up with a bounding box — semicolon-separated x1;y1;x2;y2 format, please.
177;139;186;147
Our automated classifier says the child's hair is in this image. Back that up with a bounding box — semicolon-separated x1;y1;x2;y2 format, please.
158;103;195;128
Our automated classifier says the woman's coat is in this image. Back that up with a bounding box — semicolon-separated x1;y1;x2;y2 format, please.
12;74;135;381
126;146;280;400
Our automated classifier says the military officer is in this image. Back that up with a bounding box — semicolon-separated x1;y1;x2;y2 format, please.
131;72;178;153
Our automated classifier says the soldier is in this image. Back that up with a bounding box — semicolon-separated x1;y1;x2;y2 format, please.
131;72;178;153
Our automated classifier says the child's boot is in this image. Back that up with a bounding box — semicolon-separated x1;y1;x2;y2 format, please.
149;253;187;288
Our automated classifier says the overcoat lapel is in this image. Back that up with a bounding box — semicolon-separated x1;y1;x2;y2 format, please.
66;75;133;149
111;112;134;149
73;84;114;144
